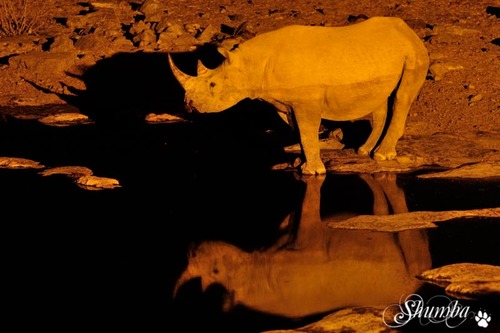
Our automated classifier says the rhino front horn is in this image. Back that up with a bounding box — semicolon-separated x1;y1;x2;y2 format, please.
172;267;199;298
168;53;192;88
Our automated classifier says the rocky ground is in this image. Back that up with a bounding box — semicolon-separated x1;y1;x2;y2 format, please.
0;0;498;135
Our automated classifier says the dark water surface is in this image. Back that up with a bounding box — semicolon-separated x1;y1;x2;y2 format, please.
1;114;499;332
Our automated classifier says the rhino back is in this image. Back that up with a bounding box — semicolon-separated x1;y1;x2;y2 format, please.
238;17;426;89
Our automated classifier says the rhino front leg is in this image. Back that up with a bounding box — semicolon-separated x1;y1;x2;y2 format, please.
293;105;326;175
358;103;388;157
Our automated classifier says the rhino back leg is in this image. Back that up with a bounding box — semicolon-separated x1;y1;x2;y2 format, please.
374;66;427;160
358;103;388;157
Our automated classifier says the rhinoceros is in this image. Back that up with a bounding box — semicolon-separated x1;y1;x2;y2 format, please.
169;17;429;174
174;174;432;318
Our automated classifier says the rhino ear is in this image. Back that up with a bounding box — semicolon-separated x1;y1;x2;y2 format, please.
217;47;234;64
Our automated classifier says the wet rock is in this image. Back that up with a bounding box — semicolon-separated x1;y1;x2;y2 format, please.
0;157;45;169
328;208;499;232
263;306;398;333
417;157;500;179
417;263;500;300
144;113;188;124
75;175;121;190
39;166;93;177
322;131;498;174
38;113;93;127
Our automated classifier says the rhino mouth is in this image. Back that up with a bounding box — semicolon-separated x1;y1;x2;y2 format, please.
184;99;199;114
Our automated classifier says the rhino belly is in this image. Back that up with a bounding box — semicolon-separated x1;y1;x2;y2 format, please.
320;75;401;121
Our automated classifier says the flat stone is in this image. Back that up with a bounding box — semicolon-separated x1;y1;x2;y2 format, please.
262;306;398;333
144;113;188;124
39;166;93;177
0;157;44;169
327;208;500;232
75;175;121;190
418;159;500;179
417;263;500;300
38;112;93;127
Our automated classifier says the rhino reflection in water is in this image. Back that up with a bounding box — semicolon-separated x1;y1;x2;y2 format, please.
174;174;431;318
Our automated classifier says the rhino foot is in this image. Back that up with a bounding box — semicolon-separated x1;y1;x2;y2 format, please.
373;147;397;161
300;161;326;175
357;146;372;157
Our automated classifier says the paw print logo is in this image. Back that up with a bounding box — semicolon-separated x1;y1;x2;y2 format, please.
475;310;491;328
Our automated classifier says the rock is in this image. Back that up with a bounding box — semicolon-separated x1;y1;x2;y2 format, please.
429;61;464;80
8;51;77;75
110;36;135;52
196;24;218;44
468;93;483;103
428;62;449;81
39;166;93;177
417;160;500;179
144;113;188;123
263;306;398;333
0;35;44;58
184;23;201;34
171;35;199;51
328;208;500;232
417;263;500;300
74;33;112;53
0;157;45;169
50;35;76;52
432;25;481;36
428;52;445;60
38;113;93;127
75;175;121;190
404;18;427;30
157;31;177;49
129;20;150;35
133;28;157;47
139;0;161;17
156;19;184;35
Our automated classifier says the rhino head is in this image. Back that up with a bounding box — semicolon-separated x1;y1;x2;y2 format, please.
169;48;251;113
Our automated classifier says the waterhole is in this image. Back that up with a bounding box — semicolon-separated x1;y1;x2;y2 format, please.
1;112;498;332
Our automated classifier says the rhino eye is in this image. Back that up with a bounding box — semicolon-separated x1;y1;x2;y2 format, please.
210;82;216;87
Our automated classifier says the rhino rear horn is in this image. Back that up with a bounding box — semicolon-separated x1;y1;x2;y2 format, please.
197;60;210;76
168;53;192;88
